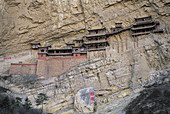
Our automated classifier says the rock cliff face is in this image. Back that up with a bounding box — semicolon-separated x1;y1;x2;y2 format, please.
0;66;169;113
0;0;169;57
0;0;170;113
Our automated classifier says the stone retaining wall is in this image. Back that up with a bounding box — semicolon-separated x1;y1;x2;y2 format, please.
36;56;87;77
9;63;37;75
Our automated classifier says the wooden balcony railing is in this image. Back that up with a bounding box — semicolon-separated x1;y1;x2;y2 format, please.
131;24;156;31
86;33;106;38
47;53;72;56
134;20;153;25
87;47;106;51
84;40;107;44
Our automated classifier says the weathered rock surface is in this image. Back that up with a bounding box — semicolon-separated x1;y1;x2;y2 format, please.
74;87;95;113
0;0;170;113
0;0;169;57
0;66;169;113
0;0;170;75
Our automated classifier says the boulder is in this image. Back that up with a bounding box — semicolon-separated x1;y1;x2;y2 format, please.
74;87;95;113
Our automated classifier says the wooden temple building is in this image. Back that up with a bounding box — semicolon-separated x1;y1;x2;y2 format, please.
47;49;73;56
30;16;163;59
31;27;110;60
84;27;109;51
131;16;163;37
107;22;131;36
32;38;87;59
71;39;87;57
10;15;164;77
30;42;41;50
38;45;51;59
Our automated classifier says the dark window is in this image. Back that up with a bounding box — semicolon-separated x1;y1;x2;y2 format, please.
41;49;45;52
96;30;98;34
75;49;79;52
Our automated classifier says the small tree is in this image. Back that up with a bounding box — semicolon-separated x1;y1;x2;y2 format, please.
11;97;22;114
36;93;48;113
23;97;32;110
13;97;22;108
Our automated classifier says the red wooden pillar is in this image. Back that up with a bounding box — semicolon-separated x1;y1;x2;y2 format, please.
38;53;47;59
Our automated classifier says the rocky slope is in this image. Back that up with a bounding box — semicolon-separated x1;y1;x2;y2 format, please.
125;69;170;114
0;65;169;114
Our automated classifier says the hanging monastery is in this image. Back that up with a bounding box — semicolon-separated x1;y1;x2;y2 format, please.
9;16;163;77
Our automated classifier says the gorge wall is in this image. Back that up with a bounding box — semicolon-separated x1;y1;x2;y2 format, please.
1;32;169;113
0;0;169;57
0;0;170;113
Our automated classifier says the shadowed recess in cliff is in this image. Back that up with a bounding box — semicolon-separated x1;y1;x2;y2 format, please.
125;75;170;114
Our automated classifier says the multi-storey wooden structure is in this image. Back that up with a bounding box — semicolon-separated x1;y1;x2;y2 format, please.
84;27;109;51
33;16;163;59
131;16;163;37
71;39;87;57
